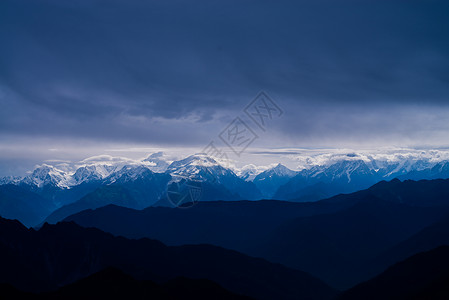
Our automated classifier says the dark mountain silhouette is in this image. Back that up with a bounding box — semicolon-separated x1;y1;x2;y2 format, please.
66;178;449;289
6;179;106;227
47;268;252;300
255;198;447;289
65;200;356;250
0;283;33;299
0;267;252;300
340;178;449;207
0;216;336;300
259;179;449;287
153;179;242;208
369;213;449;278
339;246;449;300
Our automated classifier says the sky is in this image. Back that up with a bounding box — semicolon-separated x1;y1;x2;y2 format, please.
1;0;449;176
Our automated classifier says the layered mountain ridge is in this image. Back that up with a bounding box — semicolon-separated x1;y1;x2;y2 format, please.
3;151;449;227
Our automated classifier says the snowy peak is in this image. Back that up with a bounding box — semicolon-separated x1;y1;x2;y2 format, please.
104;165;154;184
168;154;221;172
142;152;170;173
254;164;297;182
321;159;373;176
22;164;72;188
269;164;297;177
72;164;117;184
238;165;261;181
6;150;449;194
168;153;220;168
253;164;297;198
167;154;235;181
380;158;436;178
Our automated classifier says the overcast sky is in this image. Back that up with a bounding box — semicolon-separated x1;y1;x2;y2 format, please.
1;0;449;175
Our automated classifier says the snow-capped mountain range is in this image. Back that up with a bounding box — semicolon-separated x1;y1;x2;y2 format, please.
3;151;449;189
4;150;449;227
3;150;449;201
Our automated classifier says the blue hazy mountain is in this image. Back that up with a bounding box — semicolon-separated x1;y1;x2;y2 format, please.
274;159;380;201
272;157;449;201
369;212;449;278
253;164;297;198
43;185;139;225
65;178;449;289
397;160;449;181
165;154;262;200
340;246;449;300
256;198;447;288
102;165;171;207
43;167;171;224
0;185;56;227
11;165;105;220
5;153;449;227
44;154;263;224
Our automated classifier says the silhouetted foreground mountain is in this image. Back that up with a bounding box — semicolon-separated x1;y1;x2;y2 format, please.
339;246;449;300
0;217;336;300
369;213;449;278
0;267;252;300
256;198;447;288
327;178;449;207
65;199;356;250
66;178;449;288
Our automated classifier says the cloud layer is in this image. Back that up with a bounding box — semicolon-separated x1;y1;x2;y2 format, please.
1;0;449;174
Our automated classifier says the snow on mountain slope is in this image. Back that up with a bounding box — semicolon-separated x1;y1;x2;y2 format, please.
164;154;262;201
4;150;449;198
0;176;21;185
21;165;74;188
72;164;117;185
166;153;235;182
142;151;171;173
253;164;297;198
259;163;297;178
237;165;263;181
103;165;155;184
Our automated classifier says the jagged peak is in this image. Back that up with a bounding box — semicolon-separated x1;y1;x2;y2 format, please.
143;151;167;162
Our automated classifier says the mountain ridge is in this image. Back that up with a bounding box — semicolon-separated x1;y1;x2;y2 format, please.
0;216;336;300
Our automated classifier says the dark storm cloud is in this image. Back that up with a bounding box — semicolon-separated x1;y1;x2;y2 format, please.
1;0;449;146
